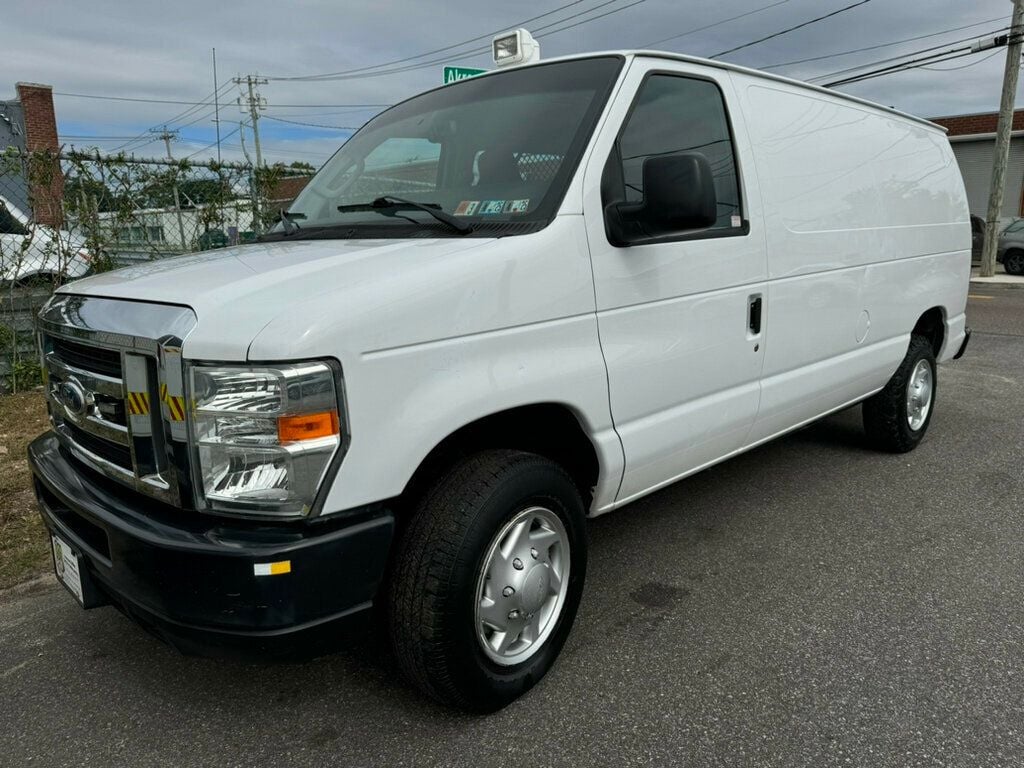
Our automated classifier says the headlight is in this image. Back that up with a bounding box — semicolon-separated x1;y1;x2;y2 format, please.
189;361;343;518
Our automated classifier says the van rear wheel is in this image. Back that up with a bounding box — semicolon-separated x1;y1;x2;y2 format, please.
862;334;937;453
388;449;587;712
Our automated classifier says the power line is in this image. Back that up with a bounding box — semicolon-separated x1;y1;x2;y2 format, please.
53;90;388;109
822;34;1019;88
266;0;592;81
184;125;242;159
824;49;978;87
59;134;145;140
107;82;236;153
55;89;228;106
811;27;1016;84
537;0;647;39
643;0;792;48
262;115;357;130
920;48;1002;70
711;0;873;59
267;0;645;83
759;15;1006;69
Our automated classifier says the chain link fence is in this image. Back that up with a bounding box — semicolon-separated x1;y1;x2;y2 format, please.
0;147;313;392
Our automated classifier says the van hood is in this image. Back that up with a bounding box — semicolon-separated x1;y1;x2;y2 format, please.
59;237;493;360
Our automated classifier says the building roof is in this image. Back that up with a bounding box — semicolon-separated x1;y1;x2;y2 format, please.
267;175;312;204
929;110;1024;137
0;95;28;213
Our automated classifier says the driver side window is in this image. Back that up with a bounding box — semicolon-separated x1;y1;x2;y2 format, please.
611;74;741;231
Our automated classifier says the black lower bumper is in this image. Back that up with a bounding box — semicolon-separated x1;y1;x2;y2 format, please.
28;433;394;657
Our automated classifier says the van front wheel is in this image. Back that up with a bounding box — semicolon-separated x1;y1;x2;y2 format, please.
388;450;587;712
862;334;937;453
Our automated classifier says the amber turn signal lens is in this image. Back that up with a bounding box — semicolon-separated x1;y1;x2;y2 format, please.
277;410;340;443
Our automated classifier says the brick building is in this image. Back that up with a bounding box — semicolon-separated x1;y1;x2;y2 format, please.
0;82;64;227
930;109;1024;221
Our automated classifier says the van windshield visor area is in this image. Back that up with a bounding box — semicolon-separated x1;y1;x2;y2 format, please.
270;56;623;238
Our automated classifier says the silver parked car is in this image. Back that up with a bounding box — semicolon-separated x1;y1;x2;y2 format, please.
968;214;1024;275
997;218;1024;275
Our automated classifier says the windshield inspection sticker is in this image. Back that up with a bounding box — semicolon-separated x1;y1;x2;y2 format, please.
506;199;530;214
454;200;479;216
479;200;506;215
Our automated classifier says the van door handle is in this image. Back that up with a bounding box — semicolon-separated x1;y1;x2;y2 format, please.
748;295;762;335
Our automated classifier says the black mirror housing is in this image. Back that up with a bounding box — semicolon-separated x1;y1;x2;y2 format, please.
605;152;718;246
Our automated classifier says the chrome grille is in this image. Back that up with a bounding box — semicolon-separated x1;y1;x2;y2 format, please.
38;294;197;507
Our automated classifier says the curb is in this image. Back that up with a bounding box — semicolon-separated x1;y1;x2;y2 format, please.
970;278;1024;288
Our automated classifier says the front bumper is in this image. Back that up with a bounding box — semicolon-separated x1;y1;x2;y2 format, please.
28;432;394;657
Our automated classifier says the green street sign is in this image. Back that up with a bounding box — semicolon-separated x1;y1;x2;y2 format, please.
443;66;487;84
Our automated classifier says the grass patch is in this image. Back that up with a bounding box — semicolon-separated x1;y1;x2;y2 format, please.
0;391;50;590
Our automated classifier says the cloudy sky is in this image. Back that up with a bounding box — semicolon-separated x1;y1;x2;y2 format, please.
3;0;1021;166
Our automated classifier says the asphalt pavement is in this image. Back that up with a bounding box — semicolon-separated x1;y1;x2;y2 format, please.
2;285;1023;767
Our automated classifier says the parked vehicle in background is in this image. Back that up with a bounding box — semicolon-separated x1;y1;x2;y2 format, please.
997;218;1024;275
0;194;92;285
28;43;971;712
971;214;985;263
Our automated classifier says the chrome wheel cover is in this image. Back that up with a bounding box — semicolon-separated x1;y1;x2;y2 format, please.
474;506;570;667
906;358;933;431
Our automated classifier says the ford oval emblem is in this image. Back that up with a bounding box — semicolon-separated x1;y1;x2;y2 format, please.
59;378;87;416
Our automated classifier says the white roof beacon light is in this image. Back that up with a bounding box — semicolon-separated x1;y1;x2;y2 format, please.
492;28;541;68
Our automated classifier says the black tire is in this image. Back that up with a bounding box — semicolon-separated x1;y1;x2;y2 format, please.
862;334;937;453
1004;249;1024;276
388;449;587;712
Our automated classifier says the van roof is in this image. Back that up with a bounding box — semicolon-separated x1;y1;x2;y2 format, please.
488;50;946;134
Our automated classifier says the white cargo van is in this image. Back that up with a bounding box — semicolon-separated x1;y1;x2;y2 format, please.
30;45;971;712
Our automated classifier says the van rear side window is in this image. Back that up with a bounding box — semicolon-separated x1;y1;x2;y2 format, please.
615;75;741;231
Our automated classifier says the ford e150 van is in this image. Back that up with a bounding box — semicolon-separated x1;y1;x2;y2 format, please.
29;39;971;712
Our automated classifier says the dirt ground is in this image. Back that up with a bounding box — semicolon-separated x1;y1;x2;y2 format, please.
0;391;50;590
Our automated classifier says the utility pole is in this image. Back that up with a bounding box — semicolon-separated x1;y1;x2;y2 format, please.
212;48;222;163
234;75;267;168
151;127;189;251
234;75;268;233
981;0;1024;277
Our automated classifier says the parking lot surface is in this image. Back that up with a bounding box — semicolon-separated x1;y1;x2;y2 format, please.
2;286;1022;767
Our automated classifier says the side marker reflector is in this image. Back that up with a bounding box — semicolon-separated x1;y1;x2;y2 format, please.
254;560;291;576
278;410;340;443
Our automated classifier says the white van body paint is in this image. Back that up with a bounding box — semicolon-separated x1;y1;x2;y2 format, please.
61;51;970;517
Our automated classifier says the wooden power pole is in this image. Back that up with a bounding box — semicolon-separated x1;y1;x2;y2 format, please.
981;0;1024;277
152;127;189;251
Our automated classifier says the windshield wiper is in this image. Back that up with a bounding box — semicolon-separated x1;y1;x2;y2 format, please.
337;195;473;234
279;210;304;235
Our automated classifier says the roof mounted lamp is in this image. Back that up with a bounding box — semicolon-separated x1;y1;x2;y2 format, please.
492;28;541;68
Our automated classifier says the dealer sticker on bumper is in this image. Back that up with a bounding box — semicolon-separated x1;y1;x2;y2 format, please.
52;534;84;604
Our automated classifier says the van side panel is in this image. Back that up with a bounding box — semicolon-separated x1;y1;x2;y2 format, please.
735;77;970;443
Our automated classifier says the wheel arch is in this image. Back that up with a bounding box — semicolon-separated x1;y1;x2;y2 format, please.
912;306;945;358
398;402;602;515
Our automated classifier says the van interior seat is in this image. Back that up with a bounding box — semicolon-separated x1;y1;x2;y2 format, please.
477;150;523;187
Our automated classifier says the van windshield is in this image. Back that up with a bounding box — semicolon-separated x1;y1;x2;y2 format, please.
273;56;623;238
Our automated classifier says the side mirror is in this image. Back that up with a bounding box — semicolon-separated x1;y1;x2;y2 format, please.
605;152;718;246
